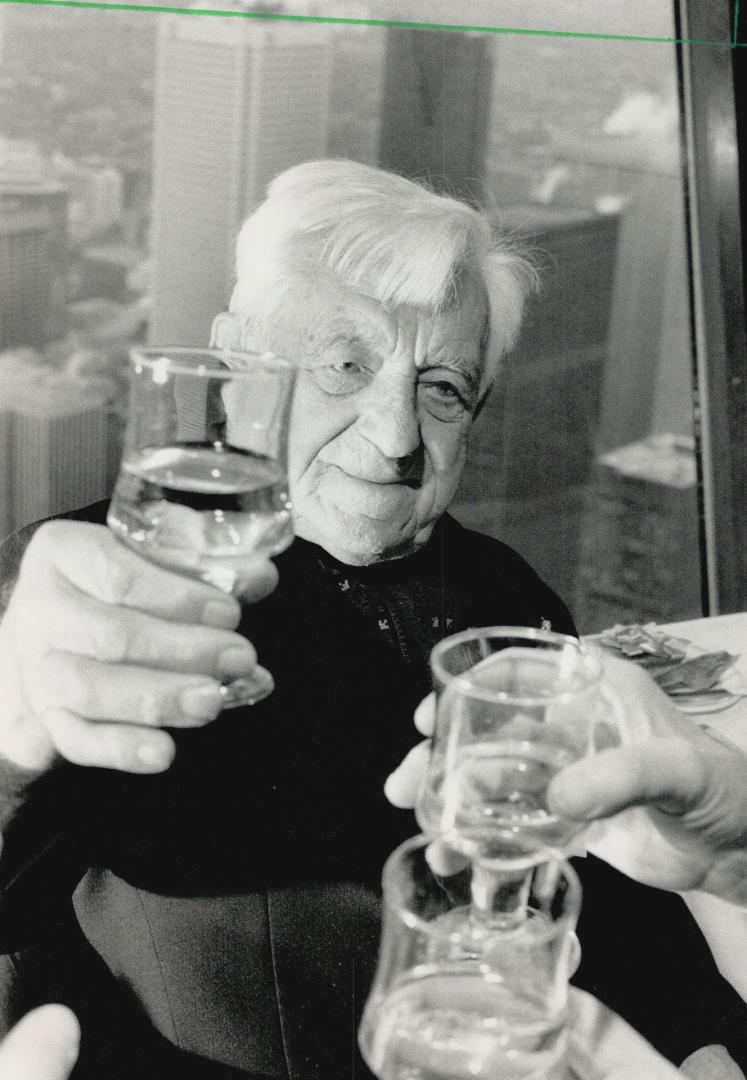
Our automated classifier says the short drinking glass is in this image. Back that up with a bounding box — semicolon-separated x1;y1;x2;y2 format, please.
358;833;581;1080
417;627;608;862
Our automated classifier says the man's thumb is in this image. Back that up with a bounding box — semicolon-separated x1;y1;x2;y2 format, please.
0;1005;80;1080
548;739;707;822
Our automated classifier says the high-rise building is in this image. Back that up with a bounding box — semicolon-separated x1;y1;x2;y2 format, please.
150;8;333;345
574;434;701;631
452;205;620;607
0;180;69;350
377;28;494;205
1;380;110;537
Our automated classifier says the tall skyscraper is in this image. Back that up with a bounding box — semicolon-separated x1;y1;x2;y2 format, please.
0;180;69;350
377;28;494;205
150;9;333;345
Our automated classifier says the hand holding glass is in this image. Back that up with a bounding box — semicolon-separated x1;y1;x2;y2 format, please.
107;346;296;707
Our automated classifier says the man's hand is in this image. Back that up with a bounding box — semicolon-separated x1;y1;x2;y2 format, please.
548;657;747;901
0;521;277;777
385;655;747;902
0;1005;79;1080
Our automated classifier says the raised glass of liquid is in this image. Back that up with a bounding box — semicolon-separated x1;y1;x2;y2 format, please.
107;346;296;707
358;834;582;1080
417;628;607;863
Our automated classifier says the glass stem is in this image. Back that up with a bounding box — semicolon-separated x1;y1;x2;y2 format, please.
469;860;533;932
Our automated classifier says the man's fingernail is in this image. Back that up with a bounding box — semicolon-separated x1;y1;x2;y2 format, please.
219;645;255;676
180;683;223;720
202;599;239;629
384;770;409;807
136;742;171;770
383;771;398;798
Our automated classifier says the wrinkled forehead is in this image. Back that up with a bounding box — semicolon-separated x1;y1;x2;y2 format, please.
416;275;489;368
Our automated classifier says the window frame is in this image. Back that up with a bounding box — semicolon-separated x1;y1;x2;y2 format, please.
677;0;747;613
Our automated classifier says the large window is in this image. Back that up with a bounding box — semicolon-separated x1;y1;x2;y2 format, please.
0;0;743;630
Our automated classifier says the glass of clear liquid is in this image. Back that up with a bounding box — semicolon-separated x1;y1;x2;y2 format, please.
417;627;608;863
358;834;582;1080
415;628;610;934
107;346;296;708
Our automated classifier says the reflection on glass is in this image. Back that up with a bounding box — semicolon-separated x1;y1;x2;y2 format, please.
1;0;705;637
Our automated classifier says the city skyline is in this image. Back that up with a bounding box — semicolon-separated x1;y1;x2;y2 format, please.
0;0;704;630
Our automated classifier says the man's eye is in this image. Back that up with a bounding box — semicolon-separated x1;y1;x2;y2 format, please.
429;382;460;399
419;379;469;420
309;359;369;396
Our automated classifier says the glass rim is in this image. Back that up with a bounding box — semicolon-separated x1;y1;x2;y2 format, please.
381;833;581;943
128;345;295;377
430;625;602;705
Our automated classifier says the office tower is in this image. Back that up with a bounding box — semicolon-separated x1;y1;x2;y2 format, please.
8;382;109;533
0;180;69;350
452;205;620;606
574;434;702;631
378;28;494;204
150;9;333;345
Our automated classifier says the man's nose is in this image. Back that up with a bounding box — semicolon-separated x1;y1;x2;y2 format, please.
356;377;421;461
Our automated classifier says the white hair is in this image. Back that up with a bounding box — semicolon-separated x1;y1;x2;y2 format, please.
230;160;536;389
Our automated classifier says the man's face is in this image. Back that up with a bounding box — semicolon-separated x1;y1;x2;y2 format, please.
237;268;487;565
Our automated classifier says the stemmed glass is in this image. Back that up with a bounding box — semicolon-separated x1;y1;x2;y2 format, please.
107;346;296;708
359;629;605;1080
416;627;610;930
359;834;581;1080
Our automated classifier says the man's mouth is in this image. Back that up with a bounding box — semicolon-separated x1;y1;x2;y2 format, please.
323;447;424;490
327;466;421;490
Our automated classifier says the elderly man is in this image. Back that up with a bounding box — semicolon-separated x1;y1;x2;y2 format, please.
0;161;746;1079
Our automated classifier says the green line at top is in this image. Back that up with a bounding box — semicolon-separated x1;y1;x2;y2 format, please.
0;0;739;46
735;0;742;45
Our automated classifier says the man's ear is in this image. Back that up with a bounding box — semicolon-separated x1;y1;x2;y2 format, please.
210;312;242;350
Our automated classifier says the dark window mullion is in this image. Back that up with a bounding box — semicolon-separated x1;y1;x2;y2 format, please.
677;0;747;613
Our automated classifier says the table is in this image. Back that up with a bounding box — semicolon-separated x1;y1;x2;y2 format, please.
585;613;747;1017
658;612;747;751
